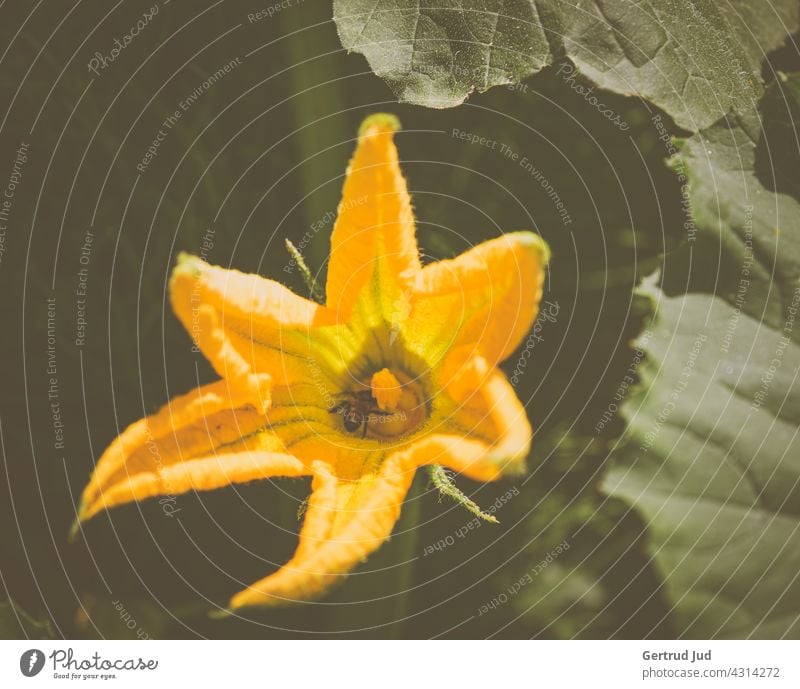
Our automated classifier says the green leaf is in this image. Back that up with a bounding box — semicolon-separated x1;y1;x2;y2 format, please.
671;86;800;334
334;0;799;130
334;0;555;108
605;288;800;638
603;76;800;638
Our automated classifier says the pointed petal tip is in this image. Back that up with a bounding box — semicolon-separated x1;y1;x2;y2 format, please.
488;453;528;478
227;591;289;611
208;607;234;620
67;516;82;543
358;112;401;139
514;231;551;265
170;253;204;300
68;498;88;543
173;251;202;275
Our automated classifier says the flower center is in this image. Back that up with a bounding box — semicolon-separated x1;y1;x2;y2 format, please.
329;368;426;440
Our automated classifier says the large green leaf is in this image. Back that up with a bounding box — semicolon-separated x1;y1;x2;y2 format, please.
671;114;800;330
559;0;799;131
334;0;555;108
603;77;800;638
605;288;800;638
334;0;799;129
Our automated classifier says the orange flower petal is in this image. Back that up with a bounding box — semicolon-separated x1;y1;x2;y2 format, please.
170;254;337;391
411;231;549;366
81;450;309;524
172;253;333;330
401;434;505;482
229;453;415;608
325;114;421;320
75;380;309;523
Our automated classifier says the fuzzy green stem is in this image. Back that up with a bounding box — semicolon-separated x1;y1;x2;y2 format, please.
285;239;324;304
427;464;499;524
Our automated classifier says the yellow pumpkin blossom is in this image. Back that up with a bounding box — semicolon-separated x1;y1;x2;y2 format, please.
72;113;550;610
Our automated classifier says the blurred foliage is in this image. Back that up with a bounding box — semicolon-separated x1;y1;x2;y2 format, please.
0;0;796;639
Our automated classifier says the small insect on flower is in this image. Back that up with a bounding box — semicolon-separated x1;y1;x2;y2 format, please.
70;113;550;612
328;390;397;437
